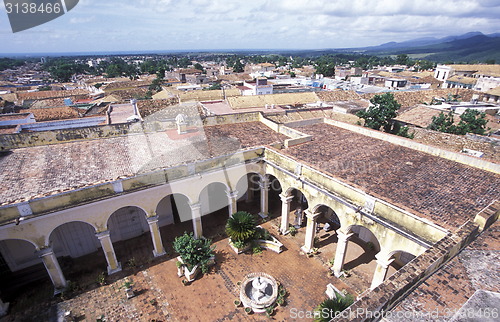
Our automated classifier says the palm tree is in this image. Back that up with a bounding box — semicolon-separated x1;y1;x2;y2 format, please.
225;211;256;243
314;293;354;322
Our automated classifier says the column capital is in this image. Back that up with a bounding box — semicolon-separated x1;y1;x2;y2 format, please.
375;252;395;268
95;230;111;240
336;231;353;243
36;247;54;257
226;190;239;199
189;202;201;211
259;178;270;190
305;210;321;221
147;215;160;224
279;193;294;203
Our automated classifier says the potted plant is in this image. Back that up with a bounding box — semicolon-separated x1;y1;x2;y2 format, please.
226;211;257;254
244;307;252;315
234;299;241;307
120;279;135;299
175;260;184;277
173;232;216;282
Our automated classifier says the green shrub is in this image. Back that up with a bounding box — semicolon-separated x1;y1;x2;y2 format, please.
173;232;215;271
226;211;257;243
314;293;354;322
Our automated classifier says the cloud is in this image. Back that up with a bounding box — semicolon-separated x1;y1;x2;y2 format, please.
69;16;95;24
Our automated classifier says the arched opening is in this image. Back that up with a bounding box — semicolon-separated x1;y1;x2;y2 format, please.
156;193;194;247
48;221;106;283
390;250;416;270
312;205;341;251
267;175;282;216
286;187;309;229
0;239;47;301
234;172;261;214
107;206;152;265
49;221;99;259
199;182;229;238
341;225;380;289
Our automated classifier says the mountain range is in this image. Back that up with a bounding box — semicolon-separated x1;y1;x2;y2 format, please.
344;32;500;62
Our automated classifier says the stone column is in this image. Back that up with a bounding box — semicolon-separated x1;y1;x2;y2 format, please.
147;216;166;257
96;231;122;275
279;193;294;234
301;210;321;253
190;202;203;239
0;297;8;318
332;231;353;277
246;176;255;203
258;177;270;218
226;190;238;217
370;253;395;289
37;247;67;292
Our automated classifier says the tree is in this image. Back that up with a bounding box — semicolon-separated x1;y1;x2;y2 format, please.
233;60;245;73
455;109;489;135
428;111;456;133
356;93;401;131
314;293;354;322
225;211;257;243
173;232;215;271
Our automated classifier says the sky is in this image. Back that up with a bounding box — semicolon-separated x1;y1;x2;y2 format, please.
0;0;499;54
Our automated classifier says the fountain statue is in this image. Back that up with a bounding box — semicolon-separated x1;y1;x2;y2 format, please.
240;273;278;313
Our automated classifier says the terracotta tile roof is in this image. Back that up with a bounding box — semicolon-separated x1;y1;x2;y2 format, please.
486;86;500;96
283;123;500;230
228;92;319;109
179;89;241;102
317;90;362;102
103;79;152;91
0;122;285;205
447;75;477;85
395;105;444;128
449;64;500;77
17;89;89;100
29;107;80;121
391;218;500;318
30;98;66;108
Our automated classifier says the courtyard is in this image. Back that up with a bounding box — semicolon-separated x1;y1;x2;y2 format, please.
0;199;393;322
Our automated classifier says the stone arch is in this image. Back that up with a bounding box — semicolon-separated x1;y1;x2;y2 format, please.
387;249;417;268
344;224;381;252
199;181;230;216
156;193;193;227
107;206;149;243
48;221;100;259
235;172;263;203
266;174;283;213
0;238;41;273
199;181;231;236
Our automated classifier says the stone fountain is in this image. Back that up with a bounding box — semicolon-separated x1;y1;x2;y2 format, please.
239;272;278;313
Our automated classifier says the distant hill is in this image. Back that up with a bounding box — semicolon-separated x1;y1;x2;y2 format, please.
344;32;500;63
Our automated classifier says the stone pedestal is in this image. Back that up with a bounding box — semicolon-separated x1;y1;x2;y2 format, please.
177;123;187;134
258;177;270;218
279;194;294;234
190;202;203;239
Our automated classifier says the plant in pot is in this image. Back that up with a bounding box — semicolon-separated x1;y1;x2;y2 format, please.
226;211;257;253
173;232;215;282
